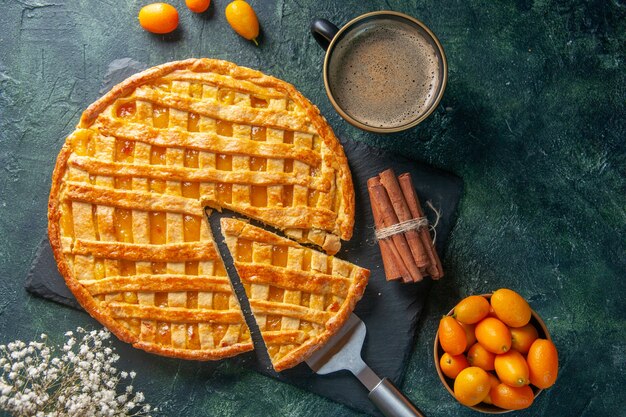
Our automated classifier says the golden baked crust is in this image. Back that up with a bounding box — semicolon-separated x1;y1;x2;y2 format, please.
221;218;369;371
48;58;356;361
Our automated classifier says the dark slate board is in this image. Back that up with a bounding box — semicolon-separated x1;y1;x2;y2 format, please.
25;59;463;417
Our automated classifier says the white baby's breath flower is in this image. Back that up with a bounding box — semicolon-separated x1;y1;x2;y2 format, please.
0;384;12;396
0;327;154;416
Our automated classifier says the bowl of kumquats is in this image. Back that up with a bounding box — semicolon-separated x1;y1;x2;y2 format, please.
433;289;559;413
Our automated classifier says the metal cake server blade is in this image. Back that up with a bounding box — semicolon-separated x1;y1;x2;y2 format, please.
306;314;425;417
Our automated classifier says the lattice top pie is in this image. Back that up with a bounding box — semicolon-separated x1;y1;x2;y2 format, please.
221;218;369;371
48;59;357;362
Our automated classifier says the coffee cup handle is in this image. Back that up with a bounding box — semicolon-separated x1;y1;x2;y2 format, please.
310;19;339;51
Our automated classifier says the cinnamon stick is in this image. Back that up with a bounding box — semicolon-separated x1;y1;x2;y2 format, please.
368;185;410;281
379;169;430;275
398;173;444;279
367;177;422;282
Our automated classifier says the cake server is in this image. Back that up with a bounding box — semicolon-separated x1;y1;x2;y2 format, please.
306;313;425;417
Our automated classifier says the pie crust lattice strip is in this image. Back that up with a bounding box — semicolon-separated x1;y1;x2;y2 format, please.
221;218;369;371
47;58;359;361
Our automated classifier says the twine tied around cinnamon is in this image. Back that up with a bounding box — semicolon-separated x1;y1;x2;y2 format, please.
367;169;444;282
374;201;442;244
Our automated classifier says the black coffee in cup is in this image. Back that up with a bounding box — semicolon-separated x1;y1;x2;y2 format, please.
327;18;442;129
312;12;447;133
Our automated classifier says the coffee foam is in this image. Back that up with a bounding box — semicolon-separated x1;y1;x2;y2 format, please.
328;19;441;128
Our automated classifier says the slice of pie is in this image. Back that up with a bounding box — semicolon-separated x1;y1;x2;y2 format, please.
48;59;357;361
221;218;369;371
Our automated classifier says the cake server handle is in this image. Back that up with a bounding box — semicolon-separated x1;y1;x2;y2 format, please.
367;376;425;417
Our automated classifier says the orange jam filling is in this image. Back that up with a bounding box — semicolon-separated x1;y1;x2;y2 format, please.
113;209;133;243
156;322;171;345
155;293;169;307
250;186;267;207
236;240;252;262
60;203;74;238
152;106;169;128
252;126;266;141
71;129;93;156
300;293;310;308
283;130;294;144
268;286;284;303
216;183;232;204
216;154;232;171
182;181;199;198
185;261;199;275
151;262;167;274
149;212;166;244
214;325;227;346
249;157;266;171
213;293;229;310
312;136;322;151
123;291;138;304
187;112;200;132
325;297;340;311
190;83;203;98
301;250;312;271
116;102;136;118
214;261;227;277
266;315;282;331
282;185;294;207
187;292;198;309
283;159;293;173
183;215;200;241
216;120;233;136
299;321;313;332
250;96;268;108
186;324;201;350
149;179;165;193
114;177;132;190
218;89;235;105
308;190;319;206
150;146;167;165
184;149;199;168
271;246;288;267
119;260;136;276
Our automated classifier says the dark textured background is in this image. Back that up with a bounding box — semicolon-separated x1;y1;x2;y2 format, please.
1;1;625;416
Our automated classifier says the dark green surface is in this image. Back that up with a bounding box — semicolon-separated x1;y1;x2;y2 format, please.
1;0;625;416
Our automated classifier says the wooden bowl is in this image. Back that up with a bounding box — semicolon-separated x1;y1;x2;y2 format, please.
433;294;551;413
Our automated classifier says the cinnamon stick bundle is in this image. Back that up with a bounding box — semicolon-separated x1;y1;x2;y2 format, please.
367;177;421;282
367;169;443;282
